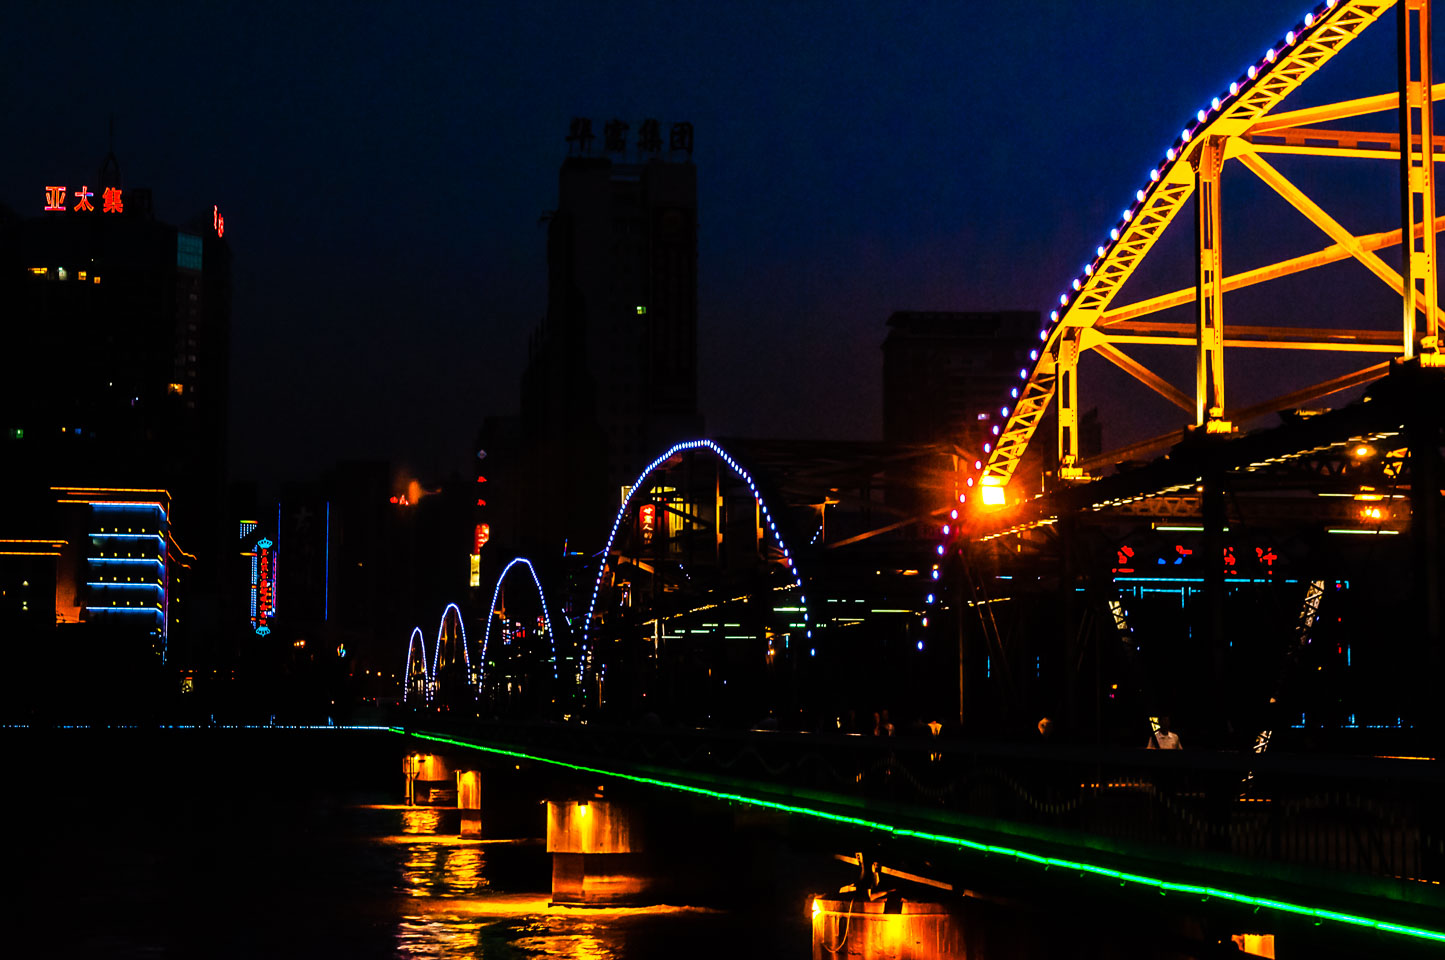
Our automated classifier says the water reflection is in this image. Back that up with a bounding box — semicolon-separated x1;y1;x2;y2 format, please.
395;912;622;960
402;807;443;834
509;916;616;960
395;914;485;957
385;804;723;959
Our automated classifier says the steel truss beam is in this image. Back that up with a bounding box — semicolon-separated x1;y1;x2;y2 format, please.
983;0;1407;491
1100;215;1445;325
1400;0;1441;358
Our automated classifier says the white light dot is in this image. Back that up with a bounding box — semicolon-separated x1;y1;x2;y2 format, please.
1229;82;1239;95
1166;147;1176;162
1249;65;1258;79
1030;349;1039;360
1197;109;1207;123
1110;228;1120;240
1305;12;1313;26
1096;245;1105;257
1049;310;1059;322
1211;97;1220;111
1286;31;1295;44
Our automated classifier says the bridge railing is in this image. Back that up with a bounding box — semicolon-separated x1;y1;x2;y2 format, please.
425;719;1444;892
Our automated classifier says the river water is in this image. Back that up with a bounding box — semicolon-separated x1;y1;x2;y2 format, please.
6;731;807;959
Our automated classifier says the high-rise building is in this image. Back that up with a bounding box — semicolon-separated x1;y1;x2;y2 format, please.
516;137;703;554
0;154;231;673
882;311;1037;448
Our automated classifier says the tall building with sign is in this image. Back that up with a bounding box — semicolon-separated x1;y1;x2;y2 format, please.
0;154;231;679
515;121;703;554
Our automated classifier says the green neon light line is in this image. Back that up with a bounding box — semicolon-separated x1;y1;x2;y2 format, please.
391;727;1445;946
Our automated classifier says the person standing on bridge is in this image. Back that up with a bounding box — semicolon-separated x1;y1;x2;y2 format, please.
1147;715;1182;750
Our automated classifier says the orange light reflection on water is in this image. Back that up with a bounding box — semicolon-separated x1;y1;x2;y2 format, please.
402;807;443;834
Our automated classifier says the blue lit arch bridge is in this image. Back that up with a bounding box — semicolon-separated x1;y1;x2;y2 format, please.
387;2;1445;950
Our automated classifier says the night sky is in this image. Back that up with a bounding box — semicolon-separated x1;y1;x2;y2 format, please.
0;1;1420;487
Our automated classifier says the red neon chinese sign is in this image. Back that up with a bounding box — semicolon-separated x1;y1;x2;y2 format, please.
213;204;224;238
474;523;490;552
639;503;656;545
44;184;123;213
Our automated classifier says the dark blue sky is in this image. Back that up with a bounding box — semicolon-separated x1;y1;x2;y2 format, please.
0;1;1419;484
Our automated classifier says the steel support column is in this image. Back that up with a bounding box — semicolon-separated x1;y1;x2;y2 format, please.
1400;0;1440;361
1057;332;1081;478
1195;136;1229;431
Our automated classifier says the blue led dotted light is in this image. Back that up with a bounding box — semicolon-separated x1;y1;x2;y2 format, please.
431;602;473;685
480;558;558;688
582;440;809;676
402;626;429;703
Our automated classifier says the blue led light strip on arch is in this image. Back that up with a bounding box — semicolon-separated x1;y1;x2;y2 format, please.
480;558;557;687
431;602;473;683
582;439;809;678
402;627;429;703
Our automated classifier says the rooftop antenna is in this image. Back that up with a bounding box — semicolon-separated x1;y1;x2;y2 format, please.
98;116;121;188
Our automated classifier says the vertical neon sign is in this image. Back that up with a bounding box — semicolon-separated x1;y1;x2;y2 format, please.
253;537;276;635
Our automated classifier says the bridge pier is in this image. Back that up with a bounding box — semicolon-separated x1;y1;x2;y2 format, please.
811;898;962;960
546;794;652;905
456;769;482;836
402;752;456;806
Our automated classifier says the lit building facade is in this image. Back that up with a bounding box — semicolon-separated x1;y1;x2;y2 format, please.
0;156;230;671
52;486;190;660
